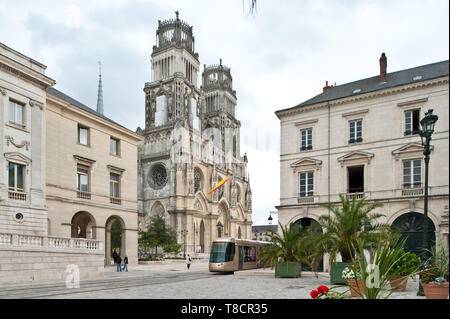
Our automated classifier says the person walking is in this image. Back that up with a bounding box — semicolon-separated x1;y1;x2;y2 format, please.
186;254;192;270
116;255;122;272
122;256;128;272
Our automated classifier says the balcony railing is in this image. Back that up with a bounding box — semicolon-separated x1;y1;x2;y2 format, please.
0;233;103;251
8;191;27;201
297;195;315;204
345;189;365;200
110;197;121;205
77;190;91;200
402;183;424;196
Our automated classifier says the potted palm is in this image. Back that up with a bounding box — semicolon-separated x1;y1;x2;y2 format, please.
420;242;449;299
388;250;421;291
319;194;391;284
258;222;302;278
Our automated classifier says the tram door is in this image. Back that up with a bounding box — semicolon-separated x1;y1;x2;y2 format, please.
238;246;244;271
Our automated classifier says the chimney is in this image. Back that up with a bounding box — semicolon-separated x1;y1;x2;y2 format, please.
379;52;387;82
323;80;332;92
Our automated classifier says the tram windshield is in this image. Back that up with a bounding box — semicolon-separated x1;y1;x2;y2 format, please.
210;242;235;262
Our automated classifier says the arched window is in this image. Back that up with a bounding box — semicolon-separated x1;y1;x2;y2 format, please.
194;168;202;193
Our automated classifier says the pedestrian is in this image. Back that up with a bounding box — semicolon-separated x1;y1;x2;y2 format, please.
116;255;122;272
122;256;128;272
186;254;192;270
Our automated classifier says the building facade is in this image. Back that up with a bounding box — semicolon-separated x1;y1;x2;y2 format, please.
46;88;143;266
276;54;449;270
252;225;277;242
0;42;104;283
138;13;252;254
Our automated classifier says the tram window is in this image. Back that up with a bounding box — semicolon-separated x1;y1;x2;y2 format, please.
243;246;256;262
210;242;235;262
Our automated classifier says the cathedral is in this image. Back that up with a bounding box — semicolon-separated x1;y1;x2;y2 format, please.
137;12;253;254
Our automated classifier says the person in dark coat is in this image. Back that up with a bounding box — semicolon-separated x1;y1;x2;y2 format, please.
116;254;122;272
122;256;128;272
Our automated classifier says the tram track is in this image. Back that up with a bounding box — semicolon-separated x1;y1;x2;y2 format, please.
0;271;216;299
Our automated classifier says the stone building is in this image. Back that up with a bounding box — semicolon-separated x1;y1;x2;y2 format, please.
0;42;104;283
45;87;143;266
252;225;277;242
138;13;252;254
275;54;449;270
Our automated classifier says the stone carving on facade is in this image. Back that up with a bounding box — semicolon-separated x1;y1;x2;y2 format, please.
5;136;30;150
0;87;6;95
29;99;44;110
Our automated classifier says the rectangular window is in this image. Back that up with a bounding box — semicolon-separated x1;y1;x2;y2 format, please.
78;125;89;146
110;173;120;198
110;138;119;155
405;109;420;135
77;165;89;192
9;100;25;127
299;172;314;197
300;129;313;151
8;162;24;192
403;159;422;188
349;119;362;143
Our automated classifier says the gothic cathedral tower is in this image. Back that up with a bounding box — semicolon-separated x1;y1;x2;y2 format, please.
138;12;252;255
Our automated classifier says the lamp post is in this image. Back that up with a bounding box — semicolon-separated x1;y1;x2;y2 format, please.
216;221;224;238
268;214;273;225
417;109;438;296
181;229;188;259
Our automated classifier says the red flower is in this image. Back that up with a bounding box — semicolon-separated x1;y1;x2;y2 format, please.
317;285;329;294
310;290;320;299
419;272;423;275
348;266;351;269
357;266;360;269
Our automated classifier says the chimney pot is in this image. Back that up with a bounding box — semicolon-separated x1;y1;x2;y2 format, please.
379;52;387;82
323;80;332;92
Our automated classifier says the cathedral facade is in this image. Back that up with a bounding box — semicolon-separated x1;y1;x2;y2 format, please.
137;13;252;254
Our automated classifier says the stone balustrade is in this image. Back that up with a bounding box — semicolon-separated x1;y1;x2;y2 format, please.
0;233;103;251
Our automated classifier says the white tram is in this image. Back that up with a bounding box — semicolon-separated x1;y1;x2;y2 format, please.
209;237;271;272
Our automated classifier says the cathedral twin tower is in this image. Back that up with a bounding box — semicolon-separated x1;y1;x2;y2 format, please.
137;12;252;254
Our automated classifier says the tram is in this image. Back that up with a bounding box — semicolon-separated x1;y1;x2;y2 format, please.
209;237;271;272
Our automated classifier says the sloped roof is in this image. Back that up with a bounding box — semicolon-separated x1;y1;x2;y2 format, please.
47;87;125;130
252;225;278;232
276;60;449;115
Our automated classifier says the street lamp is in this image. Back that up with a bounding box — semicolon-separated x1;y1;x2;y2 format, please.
181;229;188;259
268;214;273;225
216;221;223;238
417;109;438;296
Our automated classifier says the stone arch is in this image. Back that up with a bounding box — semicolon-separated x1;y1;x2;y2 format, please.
293;217;323;271
287;213;321;226
105;215;126;266
392;212;436;257
236;203;246;220
71;211;96;239
151;200;166;215
194;192;208;213
194;166;204;193
218;199;231;237
387;207;439;227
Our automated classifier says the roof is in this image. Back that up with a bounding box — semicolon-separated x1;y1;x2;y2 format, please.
276;59;449;115
47;87;136;134
252;225;278;232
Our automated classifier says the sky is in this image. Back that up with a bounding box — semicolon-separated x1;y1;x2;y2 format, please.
1;0;448;226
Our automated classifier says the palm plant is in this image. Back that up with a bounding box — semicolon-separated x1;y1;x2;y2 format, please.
318;194;392;263
258;222;302;271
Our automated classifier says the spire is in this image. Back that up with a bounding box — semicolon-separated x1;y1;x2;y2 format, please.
96;60;104;115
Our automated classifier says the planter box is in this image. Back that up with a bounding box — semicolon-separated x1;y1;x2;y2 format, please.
330;262;353;284
422;281;449;299
275;261;301;278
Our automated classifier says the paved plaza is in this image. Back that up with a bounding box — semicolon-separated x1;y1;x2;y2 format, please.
0;260;426;299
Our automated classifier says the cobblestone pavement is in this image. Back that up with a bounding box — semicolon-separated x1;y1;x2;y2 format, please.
0;260;426;299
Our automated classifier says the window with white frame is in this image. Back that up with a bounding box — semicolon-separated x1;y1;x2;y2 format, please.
349;119;362;144
9;100;25;127
78;125;89;146
404;109;420;136
8;162;24;192
403;159;422;188
299;172;314;197
77;165;89;192
110;137;119;155
110;173;120;198
300;128;313;151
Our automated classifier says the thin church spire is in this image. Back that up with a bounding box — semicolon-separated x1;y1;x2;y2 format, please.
96;60;104;115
